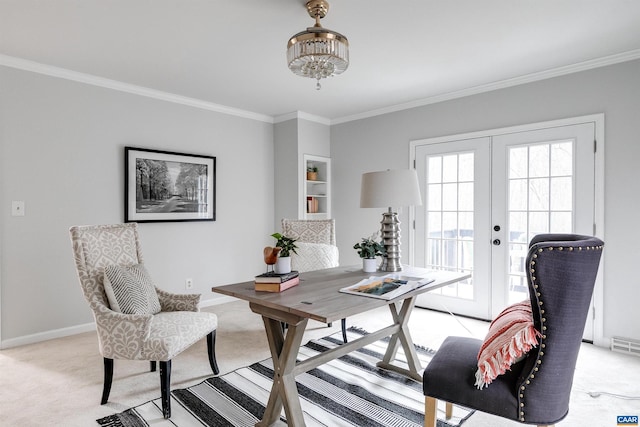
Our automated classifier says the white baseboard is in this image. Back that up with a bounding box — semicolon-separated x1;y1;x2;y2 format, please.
1;322;96;350
0;295;237;349
200;295;236;308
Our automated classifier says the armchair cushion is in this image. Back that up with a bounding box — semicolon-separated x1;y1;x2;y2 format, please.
291;241;339;273
104;264;161;315
143;311;218;360
475;300;540;389
424;336;526;419
93;308;217;360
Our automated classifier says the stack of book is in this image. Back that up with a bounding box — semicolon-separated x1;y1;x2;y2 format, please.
254;271;300;292
306;196;319;213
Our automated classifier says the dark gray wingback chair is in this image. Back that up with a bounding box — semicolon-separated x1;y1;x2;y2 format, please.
423;234;604;427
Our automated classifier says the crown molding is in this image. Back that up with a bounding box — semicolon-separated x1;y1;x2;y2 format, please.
0;54;274;124
332;49;640;125
3;49;639;127
274;111;331;125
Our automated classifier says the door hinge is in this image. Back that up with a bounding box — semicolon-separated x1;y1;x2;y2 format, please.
413;159;416;168
594;139;597;153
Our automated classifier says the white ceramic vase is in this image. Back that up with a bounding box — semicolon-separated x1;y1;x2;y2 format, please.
275;256;292;274
363;258;377;273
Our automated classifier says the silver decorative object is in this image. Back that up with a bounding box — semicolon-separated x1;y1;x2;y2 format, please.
360;169;422;272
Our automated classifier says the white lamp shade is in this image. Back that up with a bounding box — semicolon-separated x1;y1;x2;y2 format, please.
360;169;423;208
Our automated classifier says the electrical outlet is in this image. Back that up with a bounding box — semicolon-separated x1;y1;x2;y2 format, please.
11;201;25;217
185;278;194;290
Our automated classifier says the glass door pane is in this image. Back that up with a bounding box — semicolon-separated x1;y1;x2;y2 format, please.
506;141;574;305
426;153;474;299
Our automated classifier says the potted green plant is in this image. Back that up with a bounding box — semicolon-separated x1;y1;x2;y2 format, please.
306;165;318;181
271;232;298;274
353;232;386;273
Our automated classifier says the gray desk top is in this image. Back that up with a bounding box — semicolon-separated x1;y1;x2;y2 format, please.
213;266;470;323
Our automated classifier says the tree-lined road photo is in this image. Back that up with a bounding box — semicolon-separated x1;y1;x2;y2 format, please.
135;159;209;214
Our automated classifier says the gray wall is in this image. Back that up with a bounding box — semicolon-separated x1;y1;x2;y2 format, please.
298;119;331;159
2;58;639;347
331;59;640;342
274;118;331;227
0;66;274;344
274;119;299;225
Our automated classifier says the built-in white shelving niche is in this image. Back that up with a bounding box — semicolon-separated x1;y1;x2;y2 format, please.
303;154;331;219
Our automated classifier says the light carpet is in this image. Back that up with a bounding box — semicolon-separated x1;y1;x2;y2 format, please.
97;328;473;427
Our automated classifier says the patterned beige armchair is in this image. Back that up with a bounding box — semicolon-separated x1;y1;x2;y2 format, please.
69;223;218;419
281;219;347;341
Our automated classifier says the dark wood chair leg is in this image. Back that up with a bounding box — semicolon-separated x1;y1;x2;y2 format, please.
150;361;156;372
206;330;220;375
341;318;348;343
160;360;171;419
101;358;113;404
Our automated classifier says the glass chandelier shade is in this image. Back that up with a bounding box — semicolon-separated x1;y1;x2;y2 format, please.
287;0;349;90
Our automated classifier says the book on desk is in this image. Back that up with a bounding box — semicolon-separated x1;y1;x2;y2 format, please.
255;270;299;283
254;271;300;292
255;276;300;292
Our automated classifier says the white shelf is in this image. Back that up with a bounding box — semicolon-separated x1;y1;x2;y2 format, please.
303;155;331;219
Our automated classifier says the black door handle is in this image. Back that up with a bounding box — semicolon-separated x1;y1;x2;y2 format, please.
493;239;501;246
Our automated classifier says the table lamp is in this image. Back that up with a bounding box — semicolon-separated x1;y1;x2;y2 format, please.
360;169;422;272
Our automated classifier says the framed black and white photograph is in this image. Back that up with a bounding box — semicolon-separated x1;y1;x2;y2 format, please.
125;147;216;223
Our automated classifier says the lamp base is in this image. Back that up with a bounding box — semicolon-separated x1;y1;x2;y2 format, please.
379;209;402;272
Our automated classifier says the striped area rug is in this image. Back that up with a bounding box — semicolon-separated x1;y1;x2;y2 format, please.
97;328;474;427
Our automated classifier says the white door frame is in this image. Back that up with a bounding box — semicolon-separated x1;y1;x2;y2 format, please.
409;114;605;346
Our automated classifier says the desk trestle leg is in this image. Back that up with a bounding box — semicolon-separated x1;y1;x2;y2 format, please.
376;296;423;381
257;316;309;427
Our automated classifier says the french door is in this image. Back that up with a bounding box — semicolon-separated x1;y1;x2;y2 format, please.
414;137;492;319
412;120;598;330
490;123;596;318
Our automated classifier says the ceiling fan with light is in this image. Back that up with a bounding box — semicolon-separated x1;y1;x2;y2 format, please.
287;0;349;90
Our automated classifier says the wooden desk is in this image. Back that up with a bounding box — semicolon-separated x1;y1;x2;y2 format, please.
213;266;469;427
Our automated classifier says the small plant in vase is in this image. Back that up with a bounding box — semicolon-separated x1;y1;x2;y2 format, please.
271;233;298;274
353;232;386;273
306;165;318;181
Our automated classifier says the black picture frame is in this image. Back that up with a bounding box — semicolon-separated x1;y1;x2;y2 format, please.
124;147;216;223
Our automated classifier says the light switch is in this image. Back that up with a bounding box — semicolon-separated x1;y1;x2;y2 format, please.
11;201;25;216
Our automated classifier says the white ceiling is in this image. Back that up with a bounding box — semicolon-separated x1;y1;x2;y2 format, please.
2;0;640;123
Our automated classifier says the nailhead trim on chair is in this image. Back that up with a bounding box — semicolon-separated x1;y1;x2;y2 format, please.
518;243;604;423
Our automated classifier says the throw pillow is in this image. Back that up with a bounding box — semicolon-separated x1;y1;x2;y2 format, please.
103;264;161;315
291;242;339;272
474;300;541;389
